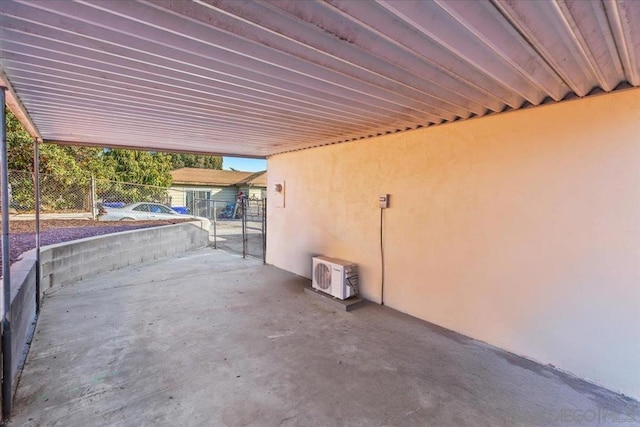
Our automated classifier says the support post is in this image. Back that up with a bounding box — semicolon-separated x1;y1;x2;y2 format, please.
33;139;41;314
1;86;13;418
242;197;247;259
213;200;217;249
262;198;267;265
90;175;96;220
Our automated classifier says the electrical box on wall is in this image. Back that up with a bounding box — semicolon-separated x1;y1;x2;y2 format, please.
273;180;285;208
379;194;390;209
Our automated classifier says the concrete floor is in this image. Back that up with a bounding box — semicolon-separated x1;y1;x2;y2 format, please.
9;249;640;426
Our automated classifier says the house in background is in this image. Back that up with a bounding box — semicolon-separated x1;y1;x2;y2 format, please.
237;170;268;199
168;168;267;215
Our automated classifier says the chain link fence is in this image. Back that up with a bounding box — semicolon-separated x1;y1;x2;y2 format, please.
6;170;171;216
95;179;170;209
7;170;92;214
6;170;267;261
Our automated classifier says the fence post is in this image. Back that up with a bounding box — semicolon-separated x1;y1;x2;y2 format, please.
90;175;97;220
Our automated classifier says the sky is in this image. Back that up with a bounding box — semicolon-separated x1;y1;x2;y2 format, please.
222;157;267;172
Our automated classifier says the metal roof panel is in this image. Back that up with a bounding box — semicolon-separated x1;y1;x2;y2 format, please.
0;0;638;157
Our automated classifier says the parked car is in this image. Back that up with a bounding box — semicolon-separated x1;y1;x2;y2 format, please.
98;202;210;228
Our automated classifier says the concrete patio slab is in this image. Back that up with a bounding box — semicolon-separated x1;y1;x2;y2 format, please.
303;286;367;312
9;249;639;426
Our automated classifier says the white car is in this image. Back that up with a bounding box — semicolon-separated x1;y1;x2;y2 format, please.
98;202;210;228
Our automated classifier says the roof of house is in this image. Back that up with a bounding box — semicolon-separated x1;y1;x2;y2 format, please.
242;171;267;186
171;168;267;187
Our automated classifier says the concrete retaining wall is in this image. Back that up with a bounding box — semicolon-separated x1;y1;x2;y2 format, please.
5;222;209;396
40;222;209;293
7;251;38;387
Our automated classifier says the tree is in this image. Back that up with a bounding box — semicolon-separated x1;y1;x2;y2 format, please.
95;149;173;204
170;153;222;170
103;149;172;187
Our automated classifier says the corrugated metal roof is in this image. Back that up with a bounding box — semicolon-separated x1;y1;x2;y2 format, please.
1;0;638;157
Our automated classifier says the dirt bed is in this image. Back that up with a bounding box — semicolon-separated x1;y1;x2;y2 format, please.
1;219;191;271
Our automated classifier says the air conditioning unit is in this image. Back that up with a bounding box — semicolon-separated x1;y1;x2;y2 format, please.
312;256;358;300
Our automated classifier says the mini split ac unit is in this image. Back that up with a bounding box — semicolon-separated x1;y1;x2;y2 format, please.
312;256;358;300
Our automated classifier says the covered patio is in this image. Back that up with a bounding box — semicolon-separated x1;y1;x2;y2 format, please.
9;249;639;426
1;0;639;423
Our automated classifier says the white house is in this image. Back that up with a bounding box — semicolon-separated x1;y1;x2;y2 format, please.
168;168;267;214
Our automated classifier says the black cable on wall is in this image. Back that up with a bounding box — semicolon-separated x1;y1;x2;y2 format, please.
380;207;385;306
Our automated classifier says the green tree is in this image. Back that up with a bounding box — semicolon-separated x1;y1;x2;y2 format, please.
170;153;222;170
103;149;173;187
72;147;116;180
96;149;173;204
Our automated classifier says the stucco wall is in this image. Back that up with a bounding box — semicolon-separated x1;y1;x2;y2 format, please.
266;89;640;398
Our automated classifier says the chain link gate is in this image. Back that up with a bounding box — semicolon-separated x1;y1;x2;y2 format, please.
195;197;266;262
242;197;266;262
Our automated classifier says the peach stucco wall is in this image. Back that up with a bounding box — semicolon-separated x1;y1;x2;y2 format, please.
266;89;640;398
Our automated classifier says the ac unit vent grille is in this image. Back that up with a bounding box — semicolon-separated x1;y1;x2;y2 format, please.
312;256;358;300
314;263;331;290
